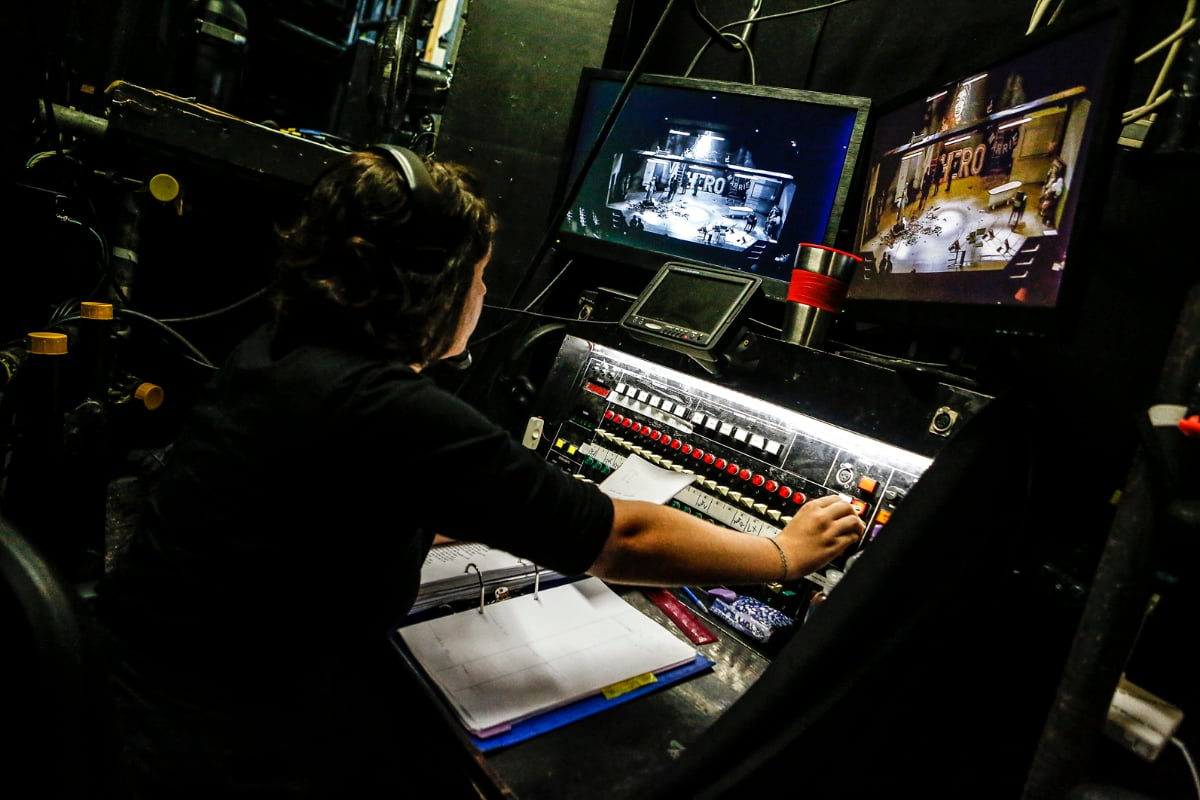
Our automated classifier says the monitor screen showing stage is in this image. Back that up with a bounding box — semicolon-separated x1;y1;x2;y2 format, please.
845;8;1128;337
554;69;870;301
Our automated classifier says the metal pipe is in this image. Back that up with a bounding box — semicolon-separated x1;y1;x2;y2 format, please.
39;103;109;140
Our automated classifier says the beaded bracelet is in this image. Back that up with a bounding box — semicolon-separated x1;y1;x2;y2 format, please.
766;536;788;582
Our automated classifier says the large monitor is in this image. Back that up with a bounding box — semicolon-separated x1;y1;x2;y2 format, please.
844;6;1130;339
554;69;870;301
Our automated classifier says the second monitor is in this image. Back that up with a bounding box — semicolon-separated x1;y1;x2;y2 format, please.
554;69;870;301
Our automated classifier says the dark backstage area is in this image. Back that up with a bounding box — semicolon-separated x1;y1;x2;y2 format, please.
3;0;1200;798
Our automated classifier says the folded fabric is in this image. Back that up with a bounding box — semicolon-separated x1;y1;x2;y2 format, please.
708;596;795;643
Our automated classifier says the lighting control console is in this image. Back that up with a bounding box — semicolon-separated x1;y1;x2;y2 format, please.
531;335;938;625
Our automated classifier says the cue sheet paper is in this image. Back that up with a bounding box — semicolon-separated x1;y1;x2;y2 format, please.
396;576;698;736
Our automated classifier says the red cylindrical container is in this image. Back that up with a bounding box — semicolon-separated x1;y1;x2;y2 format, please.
781;243;862;348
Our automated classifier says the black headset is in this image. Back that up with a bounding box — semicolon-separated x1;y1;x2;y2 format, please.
368;144;474;370
366;143;441;224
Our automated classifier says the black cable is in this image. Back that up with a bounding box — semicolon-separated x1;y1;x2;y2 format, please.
800;4;835;90
114;309;217;369
158;282;275;324
698;0;860;81
503;0;684;312
39;88;62;155
87;225;132;309
49;309;214;370
479;321;570;412
617;0;640;66
520;257;574;314
830;345;984;390
451;0;683;403
442;307;619;398
480;303;623;327
462;256;579;355
720;0;859;29
689;0;742;52
47;298;81;328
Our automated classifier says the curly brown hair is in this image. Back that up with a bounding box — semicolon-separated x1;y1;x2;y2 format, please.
272;150;497;365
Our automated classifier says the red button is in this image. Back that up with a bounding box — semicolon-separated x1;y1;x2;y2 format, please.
604;410;615;420
714;458;727;470
764;479;778;492
778;486;793;499
792;492;807;504
739;469;752;481
726;464;739;475
670;439;682;450
702;452;714;464
751;474;765;487
680;443;693;454
650;430;662;441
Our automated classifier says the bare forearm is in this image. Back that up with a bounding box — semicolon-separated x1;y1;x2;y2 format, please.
588;497;861;587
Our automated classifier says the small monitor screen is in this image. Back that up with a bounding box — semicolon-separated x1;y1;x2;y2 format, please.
556;69;870;301
845;8;1127;337
634;267;753;336
621;262;761;354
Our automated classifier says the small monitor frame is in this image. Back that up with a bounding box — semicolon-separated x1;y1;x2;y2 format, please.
620;262;762;361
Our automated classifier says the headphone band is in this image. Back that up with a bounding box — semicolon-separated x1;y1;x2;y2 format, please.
366;143;441;222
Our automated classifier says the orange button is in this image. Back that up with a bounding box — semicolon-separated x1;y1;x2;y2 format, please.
875;509;892;524
857;476;878;494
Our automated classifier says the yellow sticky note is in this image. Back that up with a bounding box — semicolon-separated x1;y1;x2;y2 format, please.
601;672;657;699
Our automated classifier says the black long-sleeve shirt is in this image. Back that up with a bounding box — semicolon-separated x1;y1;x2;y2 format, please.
96;323;613;797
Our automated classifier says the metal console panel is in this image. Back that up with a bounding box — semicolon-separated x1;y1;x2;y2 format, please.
532;335;949;598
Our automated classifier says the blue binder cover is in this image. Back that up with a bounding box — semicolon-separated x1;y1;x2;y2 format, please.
468;653;715;752
389;623;714;753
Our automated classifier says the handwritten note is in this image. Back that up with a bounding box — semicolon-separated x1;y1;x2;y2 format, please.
598;454;696;503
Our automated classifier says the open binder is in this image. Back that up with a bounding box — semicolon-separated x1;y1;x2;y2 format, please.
410;540;561;614
393;577;712;749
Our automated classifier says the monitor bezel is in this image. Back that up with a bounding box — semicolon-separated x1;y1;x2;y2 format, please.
619;261;763;356
840;4;1133;342
551;68;871;302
